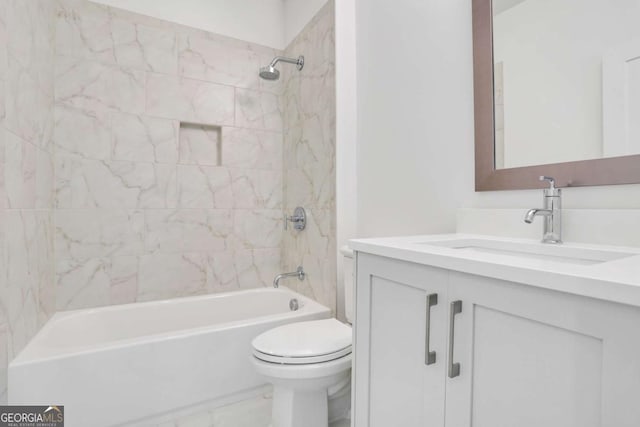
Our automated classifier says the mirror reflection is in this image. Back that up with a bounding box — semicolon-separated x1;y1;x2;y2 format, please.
493;0;640;169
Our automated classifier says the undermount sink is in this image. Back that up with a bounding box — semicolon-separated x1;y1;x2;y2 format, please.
419;238;636;265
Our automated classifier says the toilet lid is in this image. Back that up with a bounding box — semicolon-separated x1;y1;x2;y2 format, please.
252;319;352;363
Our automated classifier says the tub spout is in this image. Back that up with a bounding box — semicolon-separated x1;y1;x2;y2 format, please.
273;266;305;288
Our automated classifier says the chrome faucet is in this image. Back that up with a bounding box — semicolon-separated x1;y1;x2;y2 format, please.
524;176;562;244
273;266;305;288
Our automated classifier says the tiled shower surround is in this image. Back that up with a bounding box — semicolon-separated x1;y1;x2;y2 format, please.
282;2;337;312
0;0;336;401
53;0;288;310
0;0;57;402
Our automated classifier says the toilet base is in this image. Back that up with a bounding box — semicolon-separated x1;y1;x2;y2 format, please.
252;353;352;427
272;386;329;427
328;377;351;423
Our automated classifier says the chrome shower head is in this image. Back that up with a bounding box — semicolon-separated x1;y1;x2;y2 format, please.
259;65;280;81
258;55;304;81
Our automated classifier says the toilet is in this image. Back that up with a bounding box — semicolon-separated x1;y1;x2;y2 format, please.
251;247;355;427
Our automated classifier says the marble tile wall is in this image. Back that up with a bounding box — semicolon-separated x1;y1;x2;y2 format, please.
0;0;57;402
53;0;285;310
281;1;337;313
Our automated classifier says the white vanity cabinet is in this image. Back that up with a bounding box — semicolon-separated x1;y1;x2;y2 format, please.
354;255;448;427
353;252;640;427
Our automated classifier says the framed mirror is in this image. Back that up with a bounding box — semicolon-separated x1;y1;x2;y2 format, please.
473;0;640;191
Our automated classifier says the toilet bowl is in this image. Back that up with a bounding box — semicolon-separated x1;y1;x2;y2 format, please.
252;318;352;427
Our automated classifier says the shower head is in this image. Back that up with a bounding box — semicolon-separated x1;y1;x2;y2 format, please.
259;65;280;81
258;55;304;81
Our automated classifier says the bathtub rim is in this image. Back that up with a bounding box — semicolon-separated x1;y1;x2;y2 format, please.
11;287;331;367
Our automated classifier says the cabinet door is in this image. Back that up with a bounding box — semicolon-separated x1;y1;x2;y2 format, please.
353;254;448;427
444;271;640;427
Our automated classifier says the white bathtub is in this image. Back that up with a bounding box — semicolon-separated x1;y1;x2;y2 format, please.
9;287;330;426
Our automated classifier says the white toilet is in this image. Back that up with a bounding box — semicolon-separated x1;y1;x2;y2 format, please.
251;247;355;427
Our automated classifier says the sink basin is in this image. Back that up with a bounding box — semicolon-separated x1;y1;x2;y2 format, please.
419;238;635;265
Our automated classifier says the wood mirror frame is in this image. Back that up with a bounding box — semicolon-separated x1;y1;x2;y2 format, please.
473;0;640;191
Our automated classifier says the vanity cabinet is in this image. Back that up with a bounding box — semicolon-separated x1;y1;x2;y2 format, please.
353;253;640;427
363;259;448;427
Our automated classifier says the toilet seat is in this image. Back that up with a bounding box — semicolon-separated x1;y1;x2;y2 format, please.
253;346;351;364
252;319;352;365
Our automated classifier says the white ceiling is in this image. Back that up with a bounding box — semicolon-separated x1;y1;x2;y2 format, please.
493;0;528;15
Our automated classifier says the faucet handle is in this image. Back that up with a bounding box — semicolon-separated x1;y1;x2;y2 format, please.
539;176;555;189
283;207;307;231
540;176;560;196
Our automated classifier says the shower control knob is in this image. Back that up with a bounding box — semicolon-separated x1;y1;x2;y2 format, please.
284;207;307;231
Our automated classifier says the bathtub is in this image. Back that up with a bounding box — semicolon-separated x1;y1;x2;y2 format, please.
9;287;330;426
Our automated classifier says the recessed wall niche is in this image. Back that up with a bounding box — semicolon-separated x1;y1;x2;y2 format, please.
179;123;222;166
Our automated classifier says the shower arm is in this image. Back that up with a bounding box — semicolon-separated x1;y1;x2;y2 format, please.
269;56;304;70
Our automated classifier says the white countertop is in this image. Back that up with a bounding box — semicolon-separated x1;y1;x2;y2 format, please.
349;234;640;308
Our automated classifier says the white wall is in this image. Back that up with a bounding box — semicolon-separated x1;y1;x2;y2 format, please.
354;0;640;240
335;0;357;320
355;0;474;237
90;0;286;48
493;0;527;15
283;0;329;46
90;0;329;49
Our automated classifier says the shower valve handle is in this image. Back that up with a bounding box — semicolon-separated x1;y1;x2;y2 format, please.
284;207;307;231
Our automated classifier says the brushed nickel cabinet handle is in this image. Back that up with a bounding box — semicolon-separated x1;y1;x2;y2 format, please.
448;300;462;378
425;293;438;365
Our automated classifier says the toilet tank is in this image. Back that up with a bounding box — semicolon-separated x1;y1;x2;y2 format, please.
340;246;355;324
